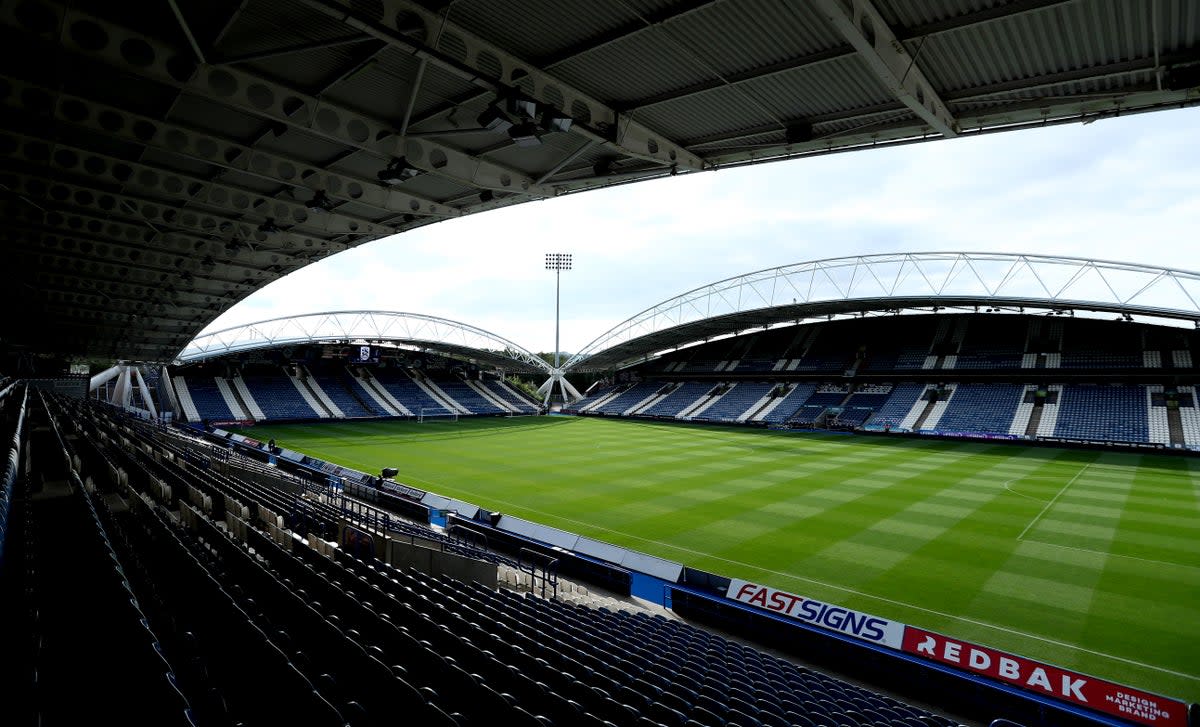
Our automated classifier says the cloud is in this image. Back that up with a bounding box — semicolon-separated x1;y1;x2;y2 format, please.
202;107;1200;354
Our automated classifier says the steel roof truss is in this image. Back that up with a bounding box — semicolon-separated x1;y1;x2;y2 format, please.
813;0;958;137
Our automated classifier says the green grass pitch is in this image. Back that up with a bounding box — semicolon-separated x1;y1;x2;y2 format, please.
241;416;1200;701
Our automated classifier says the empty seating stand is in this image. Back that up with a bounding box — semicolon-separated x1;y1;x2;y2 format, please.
1054;384;1150;443
760;383;818;424
787;390;847;426
313;373;381;417
696;382;776;422
433;377;505;414
482;380;539;413
32;395;970;727
592;381;661;415
641;382;715;417
935;384;1024;434
243;375;320;420
372;369;450;415
185;376;236;422
867;383;926;429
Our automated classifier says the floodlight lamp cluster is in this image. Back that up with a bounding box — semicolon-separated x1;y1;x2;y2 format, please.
545;252;572;271
477;91;574;148
307;190;335;213
377;157;423;186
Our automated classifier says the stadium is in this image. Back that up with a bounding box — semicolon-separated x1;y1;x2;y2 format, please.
1;3;1198;727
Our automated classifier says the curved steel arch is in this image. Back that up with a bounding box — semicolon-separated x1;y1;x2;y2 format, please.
176;311;553;374
564;252;1200;372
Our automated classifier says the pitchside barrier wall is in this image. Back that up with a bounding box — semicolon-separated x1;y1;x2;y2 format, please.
194;422;1195;727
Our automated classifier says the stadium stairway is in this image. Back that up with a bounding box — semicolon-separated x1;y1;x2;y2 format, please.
405;370;470;415
693;382;772;422
184;376;236;422
214;376;250;420
484;380;540;413
242;374;321;420
230;372;267;420
291;366;342;418
171;375;201;422
351;368;408;416
313;370;379;418
466;379;519;413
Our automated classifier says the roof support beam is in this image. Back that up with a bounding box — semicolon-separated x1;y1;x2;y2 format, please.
899;0;1073;40
620;2;1074;114
295;0;704;172
681;53;1195;153
1;131;391;240
1;227;263;290
0;76;454;219
214;35;374;66
535;0;722;68
166;0;207;64
3;6;553;198
311;39;389;95
812;0;958;137
623;47;854;112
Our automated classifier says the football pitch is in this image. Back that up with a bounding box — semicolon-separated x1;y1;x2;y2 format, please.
242;416;1200;701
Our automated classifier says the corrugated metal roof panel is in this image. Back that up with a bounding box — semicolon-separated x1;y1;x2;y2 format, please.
953;68;1161;111
877;0;1010;30
918;0;1185;95
739;55;901;121
551;30;718;104
247;47;361;91
662;0;842;75
168;96;270;142
258;129;356;163
636;89;782;144
403;174;477;202
216;0;352;58
449;0;636;62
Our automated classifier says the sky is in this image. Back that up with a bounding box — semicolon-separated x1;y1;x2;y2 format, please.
200;107;1200;356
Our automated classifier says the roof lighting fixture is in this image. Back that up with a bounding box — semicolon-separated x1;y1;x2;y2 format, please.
506;94;538;120
508;121;542;147
307;190;334;213
377;157;423;185
476;105;514;133
258;218;280;233
540;110;572;134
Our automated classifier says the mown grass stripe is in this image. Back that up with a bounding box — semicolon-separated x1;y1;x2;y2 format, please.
241;417;1199;700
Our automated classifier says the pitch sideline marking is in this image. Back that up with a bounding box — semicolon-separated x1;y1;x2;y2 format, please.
392;471;1199;683
1016;461;1093;541
1022;538;1200;572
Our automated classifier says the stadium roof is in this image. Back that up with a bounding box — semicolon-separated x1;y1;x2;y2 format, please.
2;0;1198;362
176;310;553;373
562;252;1200;372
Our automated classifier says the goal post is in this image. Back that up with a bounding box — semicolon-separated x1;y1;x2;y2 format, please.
417;407;459;423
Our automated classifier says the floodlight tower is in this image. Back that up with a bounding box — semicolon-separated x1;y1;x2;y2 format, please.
538;253;583;408
546;253;571;368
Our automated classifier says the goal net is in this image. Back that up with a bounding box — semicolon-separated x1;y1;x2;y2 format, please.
417;407;459;423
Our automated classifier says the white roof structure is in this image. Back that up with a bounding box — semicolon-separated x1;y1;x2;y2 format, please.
177;310;552;373
562;252;1200;371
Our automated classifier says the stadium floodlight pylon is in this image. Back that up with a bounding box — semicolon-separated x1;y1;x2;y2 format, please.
540;253;583;407
90;362;158;418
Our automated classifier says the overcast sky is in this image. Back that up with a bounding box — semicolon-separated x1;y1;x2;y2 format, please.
201;107;1200;355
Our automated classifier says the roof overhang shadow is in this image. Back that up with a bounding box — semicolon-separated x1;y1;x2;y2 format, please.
177;311;553;374
563;253;1200;372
